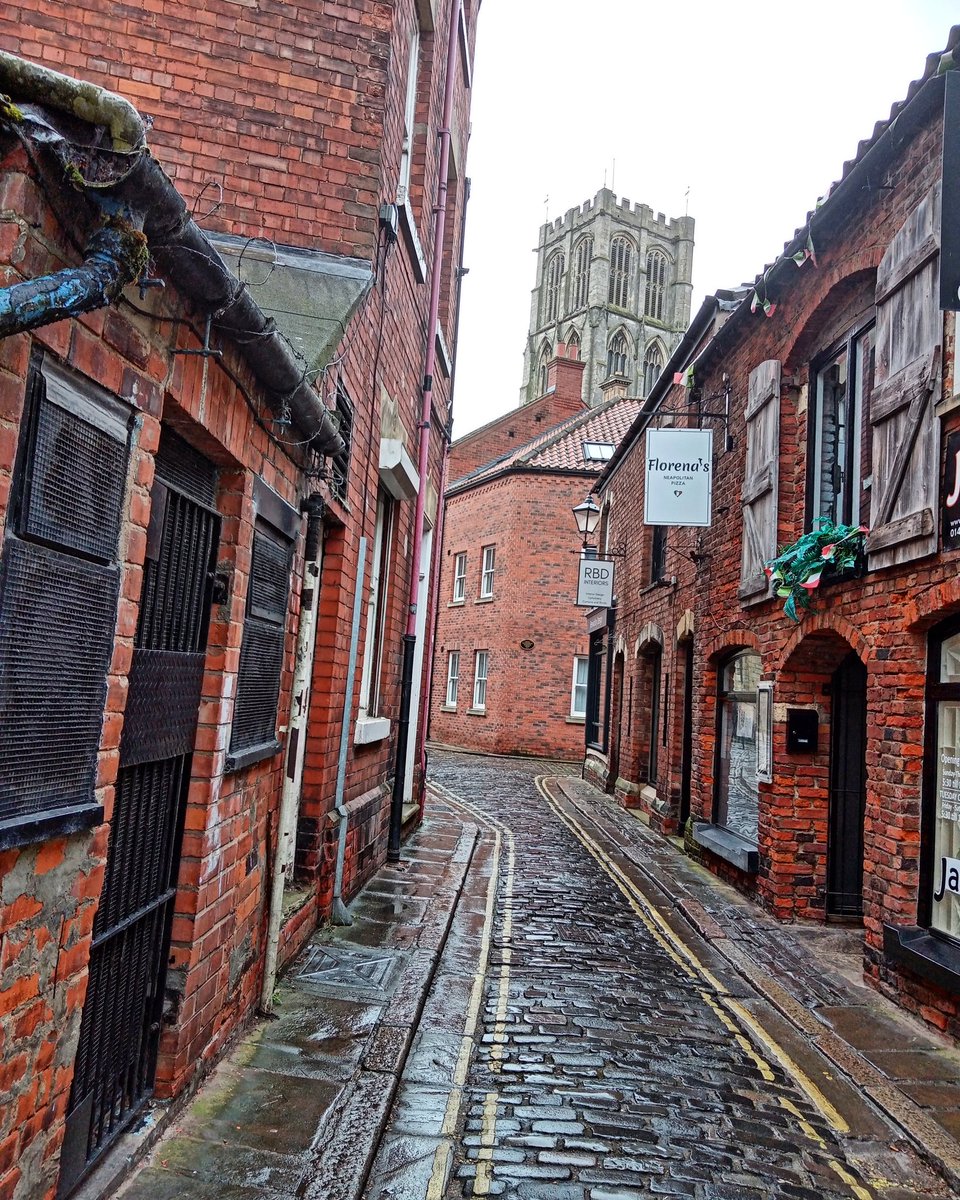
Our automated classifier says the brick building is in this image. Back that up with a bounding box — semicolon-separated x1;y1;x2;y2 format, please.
518;188;694;408
431;349;637;760
585;29;960;1040
0;1;476;1196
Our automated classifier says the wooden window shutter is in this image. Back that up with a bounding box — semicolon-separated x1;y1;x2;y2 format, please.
866;186;942;569
739;359;781;604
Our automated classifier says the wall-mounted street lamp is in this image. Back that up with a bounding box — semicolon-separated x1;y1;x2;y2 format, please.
572;494;601;550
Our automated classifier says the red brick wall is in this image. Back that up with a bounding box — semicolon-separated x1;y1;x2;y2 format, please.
431;471;592;760
595;103;960;1039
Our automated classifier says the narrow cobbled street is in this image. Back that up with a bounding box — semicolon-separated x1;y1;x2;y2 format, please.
365;752;955;1200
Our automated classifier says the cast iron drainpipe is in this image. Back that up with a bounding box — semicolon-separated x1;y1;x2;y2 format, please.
387;0;461;862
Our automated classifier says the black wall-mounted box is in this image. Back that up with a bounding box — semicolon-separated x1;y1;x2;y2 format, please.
786;708;819;753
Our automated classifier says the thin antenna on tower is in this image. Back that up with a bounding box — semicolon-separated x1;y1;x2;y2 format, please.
685;185;691;216
611;158;616;191
544;194;549;223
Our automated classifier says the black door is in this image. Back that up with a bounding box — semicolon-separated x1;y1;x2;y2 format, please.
679;642;694;829
59;433;219;1195
826;652;867;917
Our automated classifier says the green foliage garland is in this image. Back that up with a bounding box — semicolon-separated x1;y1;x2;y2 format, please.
765;519;867;622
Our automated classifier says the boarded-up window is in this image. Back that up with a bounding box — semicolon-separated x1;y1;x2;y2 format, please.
739;359;781;604
866;187;942;569
227;485;298;771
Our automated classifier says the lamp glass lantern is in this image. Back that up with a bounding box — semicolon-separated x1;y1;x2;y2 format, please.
573;495;601;546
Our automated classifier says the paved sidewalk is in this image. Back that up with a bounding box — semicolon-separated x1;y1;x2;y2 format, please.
103;797;478;1200
553;774;960;1193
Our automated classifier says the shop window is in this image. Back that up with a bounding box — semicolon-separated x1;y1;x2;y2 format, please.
452;551;467;602
570;655;588;718
641;644;662;786
808;322;874;528
0;355;131;848
714;651;761;844
472;649;488;711
928;626;960;940
586;628;609;749
445;650;460;708
479;544;495;598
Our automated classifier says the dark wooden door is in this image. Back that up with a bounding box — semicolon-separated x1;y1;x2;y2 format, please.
59;433;219;1195
826;653;867;918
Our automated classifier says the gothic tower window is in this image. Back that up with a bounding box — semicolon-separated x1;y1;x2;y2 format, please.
566;330;581;360
537;342;551;394
544;252;564;322
643;343;664;395
573;237;592;308
608;236;633;308
645;249;667;320
606;331;628;378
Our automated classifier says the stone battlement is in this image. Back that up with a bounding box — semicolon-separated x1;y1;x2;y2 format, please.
541;187;693;240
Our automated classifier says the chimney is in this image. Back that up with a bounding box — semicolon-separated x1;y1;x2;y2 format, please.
545;350;586;408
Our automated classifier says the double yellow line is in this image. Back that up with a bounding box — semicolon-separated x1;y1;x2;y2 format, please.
535;775;874;1200
424;787;516;1199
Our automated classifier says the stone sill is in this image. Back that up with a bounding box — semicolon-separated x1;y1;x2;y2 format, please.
475;595;494;604
440;704;457;713
448;599;465;607
466;707;486;717
354;715;391;745
566;715;585;725
884;924;960;994
692;822;759;874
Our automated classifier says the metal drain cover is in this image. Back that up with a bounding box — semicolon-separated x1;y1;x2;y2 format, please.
293;943;403;999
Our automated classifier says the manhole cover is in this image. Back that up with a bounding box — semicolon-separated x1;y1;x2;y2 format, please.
293;943;402;999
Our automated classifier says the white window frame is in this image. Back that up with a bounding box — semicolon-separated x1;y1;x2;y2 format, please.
480;545;495;598
571;655;589;718
397;25;420;205
356;491;394;743
445;650;460;708
452;551;467;602
473;650;488;711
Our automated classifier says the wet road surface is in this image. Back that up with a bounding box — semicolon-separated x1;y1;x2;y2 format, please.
367;752;949;1200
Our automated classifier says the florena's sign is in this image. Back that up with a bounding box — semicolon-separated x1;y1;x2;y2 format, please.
577;558;614;608
644;428;713;527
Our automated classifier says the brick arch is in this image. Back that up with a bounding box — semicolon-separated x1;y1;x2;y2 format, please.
701;626;760;665
780;255;882;369
905;578;960;631
774;612;870;673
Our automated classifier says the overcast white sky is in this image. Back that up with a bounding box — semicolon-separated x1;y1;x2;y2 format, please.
452;1;959;436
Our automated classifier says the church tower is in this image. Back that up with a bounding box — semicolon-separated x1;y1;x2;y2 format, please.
519;188;694;408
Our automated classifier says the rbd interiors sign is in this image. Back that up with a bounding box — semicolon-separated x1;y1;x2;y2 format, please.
644;428;713;527
577;557;614;608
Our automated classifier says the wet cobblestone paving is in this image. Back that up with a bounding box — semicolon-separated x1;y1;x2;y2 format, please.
419;752;945;1200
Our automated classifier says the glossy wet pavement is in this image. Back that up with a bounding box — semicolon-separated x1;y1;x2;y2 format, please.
108;752;960;1200
365;752;958;1200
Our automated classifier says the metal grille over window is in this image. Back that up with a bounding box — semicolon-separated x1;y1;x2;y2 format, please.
330;384;353;502
228;521;294;768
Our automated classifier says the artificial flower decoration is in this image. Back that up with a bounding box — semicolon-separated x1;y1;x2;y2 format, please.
765;519;868;621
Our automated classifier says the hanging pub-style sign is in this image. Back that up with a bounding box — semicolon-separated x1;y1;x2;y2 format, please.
577;557;615;608
644;428;713;527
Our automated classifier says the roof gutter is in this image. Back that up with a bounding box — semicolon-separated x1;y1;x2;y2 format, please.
0;51;342;455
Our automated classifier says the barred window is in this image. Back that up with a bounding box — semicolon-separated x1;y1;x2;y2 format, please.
330;383;353;502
